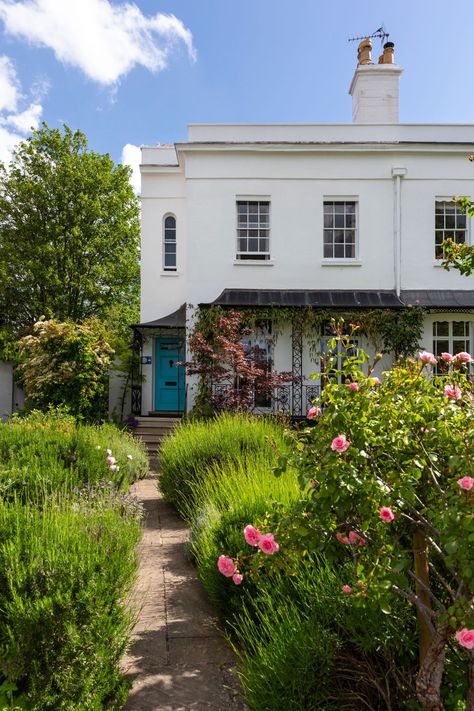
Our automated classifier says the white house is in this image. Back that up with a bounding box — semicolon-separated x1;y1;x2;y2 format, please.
133;39;474;418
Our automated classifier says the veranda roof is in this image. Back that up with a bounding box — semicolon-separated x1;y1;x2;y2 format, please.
132;303;186;329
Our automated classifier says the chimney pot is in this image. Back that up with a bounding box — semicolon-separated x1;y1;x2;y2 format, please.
357;38;373;65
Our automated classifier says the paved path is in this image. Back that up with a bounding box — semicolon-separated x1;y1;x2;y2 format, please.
122;473;248;711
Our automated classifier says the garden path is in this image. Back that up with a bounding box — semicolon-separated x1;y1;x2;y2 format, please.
122;472;248;711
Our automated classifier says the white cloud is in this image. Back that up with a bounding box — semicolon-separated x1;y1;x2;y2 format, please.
0;54;44;165
121;143;141;193
0;0;196;85
0;54;21;111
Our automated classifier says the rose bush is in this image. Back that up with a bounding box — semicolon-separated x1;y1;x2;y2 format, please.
222;329;474;710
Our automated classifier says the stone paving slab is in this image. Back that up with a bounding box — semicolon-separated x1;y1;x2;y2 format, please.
122;473;248;711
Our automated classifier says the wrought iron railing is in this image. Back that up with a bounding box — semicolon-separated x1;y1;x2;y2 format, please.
210;382;321;417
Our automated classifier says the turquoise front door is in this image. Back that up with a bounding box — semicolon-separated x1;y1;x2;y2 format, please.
154;338;185;412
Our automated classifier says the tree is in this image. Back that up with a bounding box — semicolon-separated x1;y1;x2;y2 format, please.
0;123;140;347
17;317;113;421
442;194;474;275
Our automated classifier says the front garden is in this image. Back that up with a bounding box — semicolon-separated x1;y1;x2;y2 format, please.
0;410;148;710
161;336;474;711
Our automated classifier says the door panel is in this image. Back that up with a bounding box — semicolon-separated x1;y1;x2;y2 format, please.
154;339;185;412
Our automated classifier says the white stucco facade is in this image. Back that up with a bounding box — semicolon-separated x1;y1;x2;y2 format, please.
136;44;474;417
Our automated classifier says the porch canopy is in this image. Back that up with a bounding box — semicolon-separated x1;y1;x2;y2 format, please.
132;303;186;330
204;289;474;310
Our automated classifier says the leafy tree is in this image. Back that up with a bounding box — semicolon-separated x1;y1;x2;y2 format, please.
0;123;139;348
17;318;113;421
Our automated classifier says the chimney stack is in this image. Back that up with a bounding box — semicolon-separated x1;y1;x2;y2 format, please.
349;40;403;123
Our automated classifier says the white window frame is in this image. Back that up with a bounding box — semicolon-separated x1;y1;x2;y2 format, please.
432;320;472;359
235;198;271;261
163;213;177;272
323;198;359;261
434;198;470;261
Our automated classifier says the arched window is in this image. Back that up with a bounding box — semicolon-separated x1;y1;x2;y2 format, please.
163;214;177;271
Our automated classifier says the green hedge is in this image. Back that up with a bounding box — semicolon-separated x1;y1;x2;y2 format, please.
159;412;287;515
0;411;147;710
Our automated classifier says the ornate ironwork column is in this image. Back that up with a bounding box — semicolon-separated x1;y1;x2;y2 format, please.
291;320;303;416
131;328;143;415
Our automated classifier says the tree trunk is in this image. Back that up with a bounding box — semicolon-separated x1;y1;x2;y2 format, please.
467;650;474;711
413;529;433;663
416;622;452;711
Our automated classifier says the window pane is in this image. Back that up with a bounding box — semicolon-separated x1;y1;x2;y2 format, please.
164;216;176;228
249;239;258;251
324;230;333;244
324;244;334;258
433;340;449;355
164;229;175;241
453;340;469;353
334;214;344;228
445;215;455;229
238;238;247;251
456;214;466;228
345;202;356;214
164;253;176;267
345;213;356;228
249;203;258;213
455;231;466;244
345;243;355;258
259;239;269;252
434;321;449;337
335;202;344;213
164;243;176;254
334;244;344;258
453;321;468;337
237;203;247;214
435;214;444;229
324;202;334;213
324;214;333;228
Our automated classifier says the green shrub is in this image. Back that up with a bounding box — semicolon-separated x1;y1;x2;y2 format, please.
232;560;417;711
0;414;148;500
159;413;287;515
0;491;141;711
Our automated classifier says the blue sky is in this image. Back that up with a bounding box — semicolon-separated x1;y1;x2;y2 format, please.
0;0;473;190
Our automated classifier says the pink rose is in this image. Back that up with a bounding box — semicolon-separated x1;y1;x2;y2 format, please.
356;580;364;588
341;585;352;593
348;530;366;546
371;377;381;385
336;532;351;545
232;573;243;586
457;476;474;491
440;352;454;362
258;533;279;554
331;435;350;454
349;382;359;392
307;405;321;420
443;384;462;400
454;351;472;364
106;455;116;465
109;464;119;472
455;629;474;650
217;555;237;577
379;507;395;522
419;350;437;365
244;524;261;547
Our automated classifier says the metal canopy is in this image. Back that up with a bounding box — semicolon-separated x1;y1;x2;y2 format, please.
132;303;186;329
205;289;405;309
401;290;474;309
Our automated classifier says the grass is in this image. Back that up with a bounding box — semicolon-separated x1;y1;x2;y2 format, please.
159;412;287;515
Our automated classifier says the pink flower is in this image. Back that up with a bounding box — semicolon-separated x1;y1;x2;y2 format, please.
331;435;350;453
106;455;116;465
244;525;261;547
232;573;243;586
440;352;454;363
443;384;462;400
419;350;438;365
310;479;319;488
356;580;364;588
455;629;474;650
109;464;119;472
371;377;381;385
258;533;279;554
457;476;474;491
379;507;395;522
349;382;359;392
336;532;351;545
307;405;321;420
217;555;237;577
454;351;472;364
348;530;366;546
106;449;112;456
341;585;352;594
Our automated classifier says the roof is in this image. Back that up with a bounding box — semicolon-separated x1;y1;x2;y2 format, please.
132;304;186;329
203;289;474;310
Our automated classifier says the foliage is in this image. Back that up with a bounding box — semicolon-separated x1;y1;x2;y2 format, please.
442;196;474;276
159;412;287;515
16;318;113;422
194;304;424;363
0;410;148;501
227;330;474;710
0;492;141;710
183;309;295;416
233;561;417;711
0;123;140;354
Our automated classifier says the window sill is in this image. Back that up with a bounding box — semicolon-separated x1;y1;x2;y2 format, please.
321;259;362;267
160;271;180;277
233;259;274;266
433;261;446;268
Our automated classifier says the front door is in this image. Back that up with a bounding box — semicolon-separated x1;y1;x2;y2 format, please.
154;338;185;412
